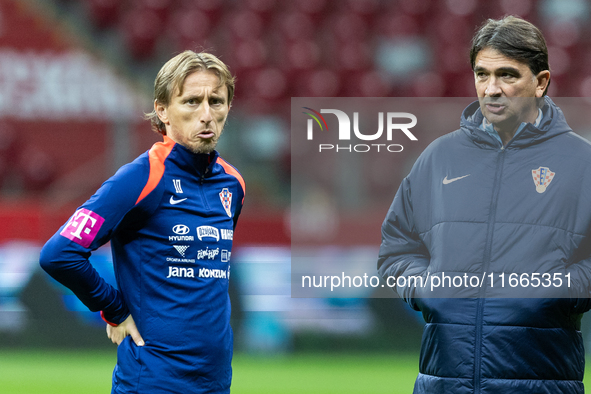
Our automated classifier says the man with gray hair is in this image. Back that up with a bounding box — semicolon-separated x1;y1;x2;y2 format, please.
379;16;591;393
40;51;245;393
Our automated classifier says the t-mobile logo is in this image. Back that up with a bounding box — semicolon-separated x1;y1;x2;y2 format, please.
60;208;105;248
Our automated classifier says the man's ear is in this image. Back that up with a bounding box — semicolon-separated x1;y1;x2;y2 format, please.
535;70;550;98
155;100;169;125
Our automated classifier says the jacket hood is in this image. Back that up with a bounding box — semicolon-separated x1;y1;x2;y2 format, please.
460;96;572;149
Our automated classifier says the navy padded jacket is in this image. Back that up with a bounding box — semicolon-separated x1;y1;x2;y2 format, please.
378;97;591;393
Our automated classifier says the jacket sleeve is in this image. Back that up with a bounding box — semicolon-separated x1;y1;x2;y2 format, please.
377;176;430;310
566;234;591;313
39;160;150;325
232;183;244;230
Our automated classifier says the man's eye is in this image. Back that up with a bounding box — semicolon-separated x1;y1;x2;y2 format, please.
187;98;197;104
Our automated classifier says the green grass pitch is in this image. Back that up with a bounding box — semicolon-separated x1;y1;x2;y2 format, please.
1;350;589;393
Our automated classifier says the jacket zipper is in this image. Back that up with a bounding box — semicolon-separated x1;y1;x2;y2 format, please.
474;146;506;393
200;169;210;210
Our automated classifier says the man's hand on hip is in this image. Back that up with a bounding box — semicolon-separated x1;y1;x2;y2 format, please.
106;314;145;346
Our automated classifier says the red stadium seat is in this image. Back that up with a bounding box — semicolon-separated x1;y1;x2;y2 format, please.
549;75;583;97
343;70;392;97
85;0;122;29
232;39;268;72
334;41;372;72
293;0;329;14
132;0;174;24
328;12;368;43
374;12;420;38
167;7;212;52
434;44;472;74
548;19;581;48
283;40;321;71
273;39;321;95
579;75;591;98
243;0;277;25
244;0;277;12
180;0;225;24
18;147;57;193
252;68;288;100
273;12;316;41
443;72;476;97
0;158;7;187
0;124;21;188
0;124;21;165
228;10;265;40
498;0;534;18
429;14;473;45
120;7;162;60
292;0;331;24
391;0;432;16
444;0;480;16
296;69;342;97
547;46;571;77
411;72;446;97
345;0;381;21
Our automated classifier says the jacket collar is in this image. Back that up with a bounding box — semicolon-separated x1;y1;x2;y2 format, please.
164;135;219;176
460;96;572;149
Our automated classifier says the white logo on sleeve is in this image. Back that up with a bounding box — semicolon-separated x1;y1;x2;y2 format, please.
60;208;105;248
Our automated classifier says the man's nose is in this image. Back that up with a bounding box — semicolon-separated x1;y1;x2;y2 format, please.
200;102;213;123
485;78;502;96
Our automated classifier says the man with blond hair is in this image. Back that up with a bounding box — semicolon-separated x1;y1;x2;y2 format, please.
40;51;245;393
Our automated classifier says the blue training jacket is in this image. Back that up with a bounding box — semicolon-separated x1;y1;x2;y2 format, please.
40;136;245;393
378;97;591;393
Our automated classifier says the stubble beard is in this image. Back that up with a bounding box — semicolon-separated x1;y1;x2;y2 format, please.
168;122;226;154
185;129;224;154
188;139;218;154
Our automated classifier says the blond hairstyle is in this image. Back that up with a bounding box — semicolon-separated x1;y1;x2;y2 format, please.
146;51;235;135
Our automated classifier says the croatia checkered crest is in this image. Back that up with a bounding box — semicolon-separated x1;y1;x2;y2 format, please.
531;167;555;194
219;188;232;217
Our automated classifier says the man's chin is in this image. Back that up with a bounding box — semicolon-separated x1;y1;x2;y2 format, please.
186;141;217;155
481;107;513;125
483;112;508;125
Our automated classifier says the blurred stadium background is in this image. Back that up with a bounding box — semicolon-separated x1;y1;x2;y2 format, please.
1;0;591;392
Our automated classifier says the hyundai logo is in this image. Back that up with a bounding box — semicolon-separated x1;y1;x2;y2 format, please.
172;224;190;235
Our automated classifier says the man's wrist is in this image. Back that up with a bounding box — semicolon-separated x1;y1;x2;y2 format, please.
100;309;130;326
100;311;119;326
